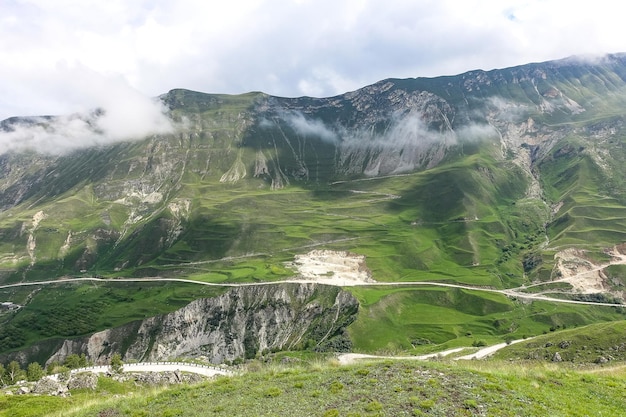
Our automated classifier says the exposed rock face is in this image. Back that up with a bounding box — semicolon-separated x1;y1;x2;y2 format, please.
44;283;358;366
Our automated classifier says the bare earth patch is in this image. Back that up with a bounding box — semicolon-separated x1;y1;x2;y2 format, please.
552;246;626;294
285;250;376;286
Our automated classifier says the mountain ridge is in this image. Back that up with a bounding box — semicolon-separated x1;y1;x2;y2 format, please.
2;53;626;360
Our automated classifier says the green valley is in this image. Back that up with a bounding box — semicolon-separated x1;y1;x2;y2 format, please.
2;54;626;368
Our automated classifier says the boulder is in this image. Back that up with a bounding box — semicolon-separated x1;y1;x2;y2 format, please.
68;372;98;390
16;386;30;395
33;377;68;396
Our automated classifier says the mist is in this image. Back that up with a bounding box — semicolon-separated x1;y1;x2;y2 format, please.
272;110;340;143
266;108;496;149
0;66;173;155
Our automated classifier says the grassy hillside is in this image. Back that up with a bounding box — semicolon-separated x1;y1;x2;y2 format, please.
348;287;626;352
3;357;626;416
0;282;226;360
493;320;626;363
3;56;626;360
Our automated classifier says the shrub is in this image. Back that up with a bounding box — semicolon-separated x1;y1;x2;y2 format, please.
464;399;479;409
329;380;344;393
365;400;383;411
264;387;282;397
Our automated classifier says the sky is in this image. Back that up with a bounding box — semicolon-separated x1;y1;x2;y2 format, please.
2;0;626;123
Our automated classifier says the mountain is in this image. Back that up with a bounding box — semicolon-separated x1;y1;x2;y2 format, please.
2;54;626;361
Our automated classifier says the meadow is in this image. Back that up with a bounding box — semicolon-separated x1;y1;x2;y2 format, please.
3;354;626;417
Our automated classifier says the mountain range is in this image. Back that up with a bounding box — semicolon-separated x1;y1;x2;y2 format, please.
2;53;626;363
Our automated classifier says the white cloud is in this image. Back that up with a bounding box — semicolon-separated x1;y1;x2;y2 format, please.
2;0;626;123
0;63;172;154
278;111;340;143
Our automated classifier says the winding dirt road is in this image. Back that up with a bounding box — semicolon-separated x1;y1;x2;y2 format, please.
1;275;624;308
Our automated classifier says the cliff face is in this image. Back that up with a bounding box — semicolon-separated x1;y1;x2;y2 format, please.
44;283;358;365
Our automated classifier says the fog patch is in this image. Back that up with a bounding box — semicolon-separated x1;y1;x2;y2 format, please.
262;110;339;143
0;66;173;155
485;96;530;123
338;110;458;149
283;111;339;143
263;108;496;149
0;102;172;156
455;123;499;142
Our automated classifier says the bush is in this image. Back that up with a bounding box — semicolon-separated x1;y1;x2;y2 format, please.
27;362;45;381
329;380;344;393
264;387;282;397
365;401;383;412
110;353;123;374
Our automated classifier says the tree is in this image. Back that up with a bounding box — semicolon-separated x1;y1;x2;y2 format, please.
6;361;24;385
27;362;45;382
0;363;6;387
110;353;123;374
64;354;81;369
79;353;89;367
46;361;60;375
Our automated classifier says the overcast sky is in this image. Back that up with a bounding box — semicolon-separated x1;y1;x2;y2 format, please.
2;0;626;121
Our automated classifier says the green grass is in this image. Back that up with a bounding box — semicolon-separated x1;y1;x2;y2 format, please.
4;358;626;416
347;287;626;353
0;282;225;357
493;320;626;363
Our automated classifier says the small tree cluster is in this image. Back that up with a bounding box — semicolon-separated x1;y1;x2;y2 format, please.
0;353;93;387
0;361;26;386
63;353;89;369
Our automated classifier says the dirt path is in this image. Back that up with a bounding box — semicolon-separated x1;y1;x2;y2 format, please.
49;362;233;381
337;339;532;364
2;275;625;308
523;247;626;294
337;347;467;365
454;338;528;360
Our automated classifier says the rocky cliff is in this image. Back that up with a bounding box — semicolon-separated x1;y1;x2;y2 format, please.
40;283;358;365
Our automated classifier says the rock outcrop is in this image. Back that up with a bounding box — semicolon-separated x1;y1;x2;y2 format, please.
43;283;357;366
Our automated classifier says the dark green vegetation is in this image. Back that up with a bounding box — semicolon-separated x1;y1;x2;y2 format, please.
3;357;626;416
3;54;626;359
0;282;225;362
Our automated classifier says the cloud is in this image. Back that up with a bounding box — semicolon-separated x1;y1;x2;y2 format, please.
3;0;626;124
267;107;493;150
0;64;173;155
455;124;499;142
279;111;339;143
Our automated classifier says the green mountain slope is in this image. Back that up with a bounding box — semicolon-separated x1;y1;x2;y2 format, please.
2;54;626;358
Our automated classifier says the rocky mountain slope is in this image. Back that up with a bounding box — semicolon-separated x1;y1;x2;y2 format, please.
2;284;357;366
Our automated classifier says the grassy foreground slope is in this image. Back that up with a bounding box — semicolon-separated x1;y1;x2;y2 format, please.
3;359;626;417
